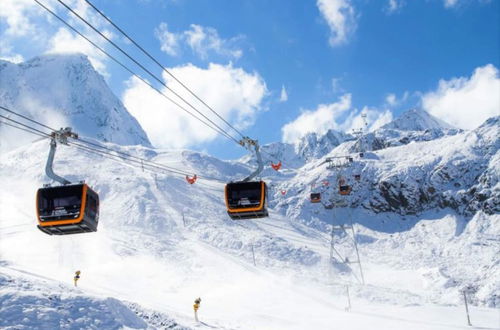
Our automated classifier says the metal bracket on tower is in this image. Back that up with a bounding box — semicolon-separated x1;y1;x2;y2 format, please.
239;137;263;182
45;127;78;185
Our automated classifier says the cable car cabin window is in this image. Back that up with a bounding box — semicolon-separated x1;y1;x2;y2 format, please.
339;185;352;195
226;182;264;209
86;194;98;219
38;185;84;221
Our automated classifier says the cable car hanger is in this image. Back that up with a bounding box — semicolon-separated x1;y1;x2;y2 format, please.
239;137;264;182
45;127;77;185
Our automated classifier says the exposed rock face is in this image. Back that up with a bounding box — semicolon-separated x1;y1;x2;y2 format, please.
276;115;499;218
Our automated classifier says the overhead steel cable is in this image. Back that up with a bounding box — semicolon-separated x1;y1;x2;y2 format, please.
52;0;242;146
71;140;226;183
1;105;226;184
0;120;50;139
69;140;193;177
0;105;57;132
33;0;237;145
83;0;246;140
67;141;223;188
1;115;223;186
0;114;52;138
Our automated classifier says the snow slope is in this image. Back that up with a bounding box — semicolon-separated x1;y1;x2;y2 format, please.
0;54;499;329
0;54;151;151
0;133;499;329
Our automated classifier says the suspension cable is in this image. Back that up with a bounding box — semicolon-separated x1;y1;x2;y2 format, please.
0;114;52;138
52;0;242;146
0;105;57;132
83;0;246;140
0;105;226;183
33;0;239;145
0;120;50;139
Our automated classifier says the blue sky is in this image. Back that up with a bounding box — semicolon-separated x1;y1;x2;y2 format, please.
0;0;499;159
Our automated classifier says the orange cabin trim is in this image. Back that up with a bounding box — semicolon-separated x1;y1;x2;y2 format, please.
225;181;266;213
37;184;88;227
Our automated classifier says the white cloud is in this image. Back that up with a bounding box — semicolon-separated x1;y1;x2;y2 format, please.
334;105;393;134
442;0;490;8
46;27;108;75
155;23;180;56
422;64;500;129
279;85;288;102
155;23;244;60
122;63;267;149
316;0;357;46
386;93;397;106
281;94;395;143
331;77;345;94
444;0;459;8
281;94;352;143
0;39;24;63
0;0;39;36
385;0;404;14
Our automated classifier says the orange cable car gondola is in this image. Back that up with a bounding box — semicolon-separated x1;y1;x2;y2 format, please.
339;185;352;195
310;192;321;203
225;138;268;220
37;183;99;235
36;128;99;235
225;181;268;220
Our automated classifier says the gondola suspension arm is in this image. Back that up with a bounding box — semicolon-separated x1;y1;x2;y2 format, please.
45;127;78;185
240;137;263;182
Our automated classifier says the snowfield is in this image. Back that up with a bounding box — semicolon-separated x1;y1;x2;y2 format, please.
0;135;498;329
0;54;499;329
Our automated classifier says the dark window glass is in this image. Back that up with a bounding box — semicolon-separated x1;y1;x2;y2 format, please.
38;185;83;219
227;182;264;208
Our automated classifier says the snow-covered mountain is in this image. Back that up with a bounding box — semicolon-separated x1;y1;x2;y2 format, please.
0;54;151;150
1;54;499;329
356;109;462;152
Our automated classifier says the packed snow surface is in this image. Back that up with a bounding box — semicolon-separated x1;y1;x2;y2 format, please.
1;136;498;329
0;54;499;329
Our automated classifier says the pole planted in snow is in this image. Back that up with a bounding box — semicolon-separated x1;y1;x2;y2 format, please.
345;285;352;311
462;290;472;326
251;242;256;266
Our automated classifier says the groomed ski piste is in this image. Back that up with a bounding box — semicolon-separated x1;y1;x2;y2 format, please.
1;122;499;329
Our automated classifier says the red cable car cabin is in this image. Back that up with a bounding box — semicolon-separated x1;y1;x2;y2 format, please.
225;181;268;220
36;183;99;235
271;161;282;171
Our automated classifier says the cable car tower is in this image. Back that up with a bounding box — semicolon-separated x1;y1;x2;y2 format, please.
351;113;368;157
324;156;365;285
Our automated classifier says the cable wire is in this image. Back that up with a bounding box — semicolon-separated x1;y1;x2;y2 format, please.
53;0;242;146
0;105;57;132
83;0;246;140
1;104;226;184
0;120;50;139
33;0;238;145
0;114;52;138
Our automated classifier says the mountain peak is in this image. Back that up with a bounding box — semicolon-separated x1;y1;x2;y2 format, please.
380;109;455;131
0;53;151;150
